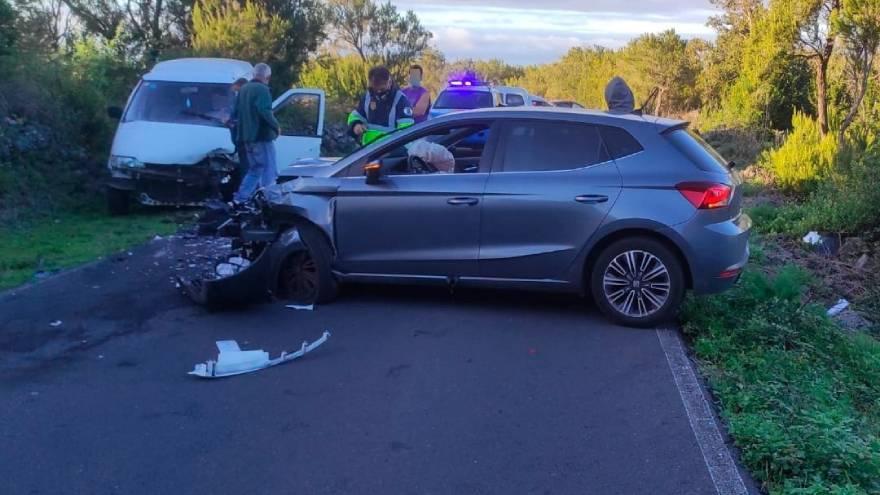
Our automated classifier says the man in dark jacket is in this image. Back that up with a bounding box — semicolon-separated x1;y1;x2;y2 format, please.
348;66;414;146
232;63;280;203
227;77;249;177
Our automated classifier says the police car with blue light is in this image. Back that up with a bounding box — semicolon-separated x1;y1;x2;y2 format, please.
429;77;536;119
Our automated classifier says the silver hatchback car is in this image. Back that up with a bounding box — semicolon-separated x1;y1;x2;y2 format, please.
191;108;751;327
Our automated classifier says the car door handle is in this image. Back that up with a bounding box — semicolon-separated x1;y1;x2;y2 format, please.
447;197;479;206
575;194;608;204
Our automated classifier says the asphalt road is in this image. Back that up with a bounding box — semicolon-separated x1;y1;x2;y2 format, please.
0;235;753;495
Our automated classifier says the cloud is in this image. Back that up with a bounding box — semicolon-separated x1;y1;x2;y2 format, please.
391;1;719;64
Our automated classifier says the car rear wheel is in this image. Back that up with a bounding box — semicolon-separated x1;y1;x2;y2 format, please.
277;224;338;305
590;237;685;327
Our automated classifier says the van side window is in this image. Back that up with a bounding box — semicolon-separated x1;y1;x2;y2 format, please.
599;126;643;159
499;121;608;172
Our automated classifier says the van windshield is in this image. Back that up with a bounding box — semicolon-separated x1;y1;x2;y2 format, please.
123;81;233;127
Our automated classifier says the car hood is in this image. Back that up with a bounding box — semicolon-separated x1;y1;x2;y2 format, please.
110;121;234;165
278;157;341;178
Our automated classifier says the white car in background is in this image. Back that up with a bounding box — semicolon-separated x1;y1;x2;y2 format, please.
106;58;326;214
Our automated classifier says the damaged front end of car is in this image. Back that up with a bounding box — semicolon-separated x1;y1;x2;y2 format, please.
180;178;339;308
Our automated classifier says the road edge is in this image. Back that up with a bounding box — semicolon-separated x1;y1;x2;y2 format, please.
656;328;750;495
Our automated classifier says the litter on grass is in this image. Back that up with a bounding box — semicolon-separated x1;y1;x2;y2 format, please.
827;298;850;317
189;331;330;378
286;304;314;311
803;231;822;245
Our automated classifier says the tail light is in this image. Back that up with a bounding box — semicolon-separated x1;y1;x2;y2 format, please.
676;182;732;209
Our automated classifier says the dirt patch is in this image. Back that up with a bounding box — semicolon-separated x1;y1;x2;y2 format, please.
757;234;879;324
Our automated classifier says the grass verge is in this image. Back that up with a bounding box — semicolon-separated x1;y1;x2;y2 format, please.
682;240;880;495
0;209;180;291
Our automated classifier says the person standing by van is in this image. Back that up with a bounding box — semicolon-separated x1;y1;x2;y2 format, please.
402;64;430;124
227;77;249;176
233;63;280;203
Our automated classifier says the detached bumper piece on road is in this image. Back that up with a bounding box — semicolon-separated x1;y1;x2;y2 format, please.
189;331;331;378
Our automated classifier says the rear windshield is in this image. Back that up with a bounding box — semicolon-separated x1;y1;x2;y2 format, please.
124;81;232;127
434;90;494;110
667;128;730;172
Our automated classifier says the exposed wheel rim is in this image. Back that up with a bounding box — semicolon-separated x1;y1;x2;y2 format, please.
281;251;319;302
602;250;671;318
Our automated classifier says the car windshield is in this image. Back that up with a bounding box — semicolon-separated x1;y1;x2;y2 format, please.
123;80;232;127
434;90;494;110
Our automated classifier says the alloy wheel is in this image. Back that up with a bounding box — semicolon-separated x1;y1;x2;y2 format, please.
602;250;671;318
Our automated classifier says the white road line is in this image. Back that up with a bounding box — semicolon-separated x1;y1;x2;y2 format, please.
656;328;749;495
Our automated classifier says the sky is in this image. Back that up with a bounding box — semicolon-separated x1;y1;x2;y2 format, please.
391;0;720;65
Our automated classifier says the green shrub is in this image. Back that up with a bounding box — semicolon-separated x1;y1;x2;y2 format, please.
749;144;880;236
683;266;880;494
0;38;140;221
760;112;838;194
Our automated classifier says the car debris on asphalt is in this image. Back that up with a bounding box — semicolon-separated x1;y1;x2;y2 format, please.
286;304;314;311
49;320;62;327
189;331;331;379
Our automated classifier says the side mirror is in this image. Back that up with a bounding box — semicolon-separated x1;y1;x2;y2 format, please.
107;106;123;119
364;161;382;185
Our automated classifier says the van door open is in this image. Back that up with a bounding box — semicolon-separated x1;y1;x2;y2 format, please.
272;88;326;171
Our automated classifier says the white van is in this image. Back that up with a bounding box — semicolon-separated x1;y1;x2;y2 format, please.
106;58;326;214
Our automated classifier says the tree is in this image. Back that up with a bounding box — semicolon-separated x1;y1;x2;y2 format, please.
258;0;327;88
299;53;367;108
701;0;765;109
12;0;73;50
61;0;126;41
327;0;372;61
793;0;841;135
620;30;701;115
192;0;290;75
328;0;431;79
0;0;16;56
415;46;447;95
836;0;880;140
443;58;523;86
192;0;325;92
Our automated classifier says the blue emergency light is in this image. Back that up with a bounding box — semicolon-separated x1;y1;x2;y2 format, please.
447;79;486;87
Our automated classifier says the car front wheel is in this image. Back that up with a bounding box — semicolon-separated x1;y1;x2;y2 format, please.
107;187;130;216
590;237;685;327
277;224;339;305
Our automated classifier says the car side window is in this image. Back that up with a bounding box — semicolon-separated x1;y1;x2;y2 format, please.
499;121;608;173
346;125;492;177
599;126;643;159
505;94;525;107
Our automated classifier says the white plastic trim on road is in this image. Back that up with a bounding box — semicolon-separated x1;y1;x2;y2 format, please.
656;328;749;495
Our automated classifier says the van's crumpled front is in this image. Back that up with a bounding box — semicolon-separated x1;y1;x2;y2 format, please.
189;331;331;378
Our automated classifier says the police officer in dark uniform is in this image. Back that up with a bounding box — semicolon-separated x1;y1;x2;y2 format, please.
348;66;415;146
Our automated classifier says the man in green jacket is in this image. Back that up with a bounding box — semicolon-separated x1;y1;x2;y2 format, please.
233;63;280;203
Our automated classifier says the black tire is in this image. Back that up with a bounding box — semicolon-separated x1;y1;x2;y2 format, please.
107;187;130;216
590;236;685;328
276;223;339;305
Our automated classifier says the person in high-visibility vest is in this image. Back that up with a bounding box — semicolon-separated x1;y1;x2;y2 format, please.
348;66;415;146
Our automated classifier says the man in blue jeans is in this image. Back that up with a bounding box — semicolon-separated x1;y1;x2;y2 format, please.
232;63;280;203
